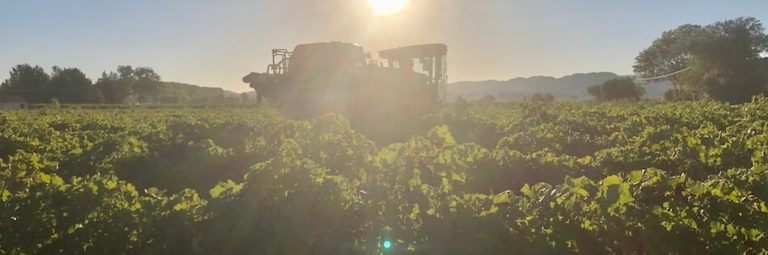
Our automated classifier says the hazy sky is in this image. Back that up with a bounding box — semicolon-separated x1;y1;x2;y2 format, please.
1;0;767;92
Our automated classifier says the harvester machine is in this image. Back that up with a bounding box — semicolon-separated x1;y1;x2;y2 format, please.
243;42;447;141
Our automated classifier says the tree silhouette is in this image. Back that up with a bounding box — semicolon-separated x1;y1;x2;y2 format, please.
686;17;768;103
97;65;161;103
132;67;160;103
637;17;768;104
0;64;51;103
47;67;102;104
588;77;644;102
634;24;703;91
95;72;132;104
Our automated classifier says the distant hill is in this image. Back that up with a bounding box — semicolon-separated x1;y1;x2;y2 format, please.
163;72;673;104
447;72;672;101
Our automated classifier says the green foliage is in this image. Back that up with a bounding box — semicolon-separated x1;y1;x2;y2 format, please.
129;67;161;103
687;17;768;104
2;64;230;106
2;100;768;254
637;17;768;104
634;24;703;89
95;71;132;104
588;77;645;101
0;64;51;103
47;67;103;104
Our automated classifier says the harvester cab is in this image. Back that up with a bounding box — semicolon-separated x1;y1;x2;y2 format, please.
243;42;447;123
378;44;448;103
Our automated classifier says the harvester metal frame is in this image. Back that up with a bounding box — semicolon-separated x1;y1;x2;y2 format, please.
267;49;292;75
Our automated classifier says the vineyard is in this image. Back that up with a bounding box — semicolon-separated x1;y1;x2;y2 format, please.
2;99;768;254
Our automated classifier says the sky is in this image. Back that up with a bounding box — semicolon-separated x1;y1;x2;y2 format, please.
1;0;767;93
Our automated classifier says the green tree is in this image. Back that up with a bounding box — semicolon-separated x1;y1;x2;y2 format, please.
0;64;51;103
47;67;102;104
587;77;644;101
98;65;161;104
634;24;704;90
637;17;768;104
686;17;768;103
132;67;160;103
95;72;132;104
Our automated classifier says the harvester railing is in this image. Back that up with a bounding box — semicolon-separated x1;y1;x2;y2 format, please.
267;49;292;75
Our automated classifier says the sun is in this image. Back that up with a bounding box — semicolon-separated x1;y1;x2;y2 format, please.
368;0;409;15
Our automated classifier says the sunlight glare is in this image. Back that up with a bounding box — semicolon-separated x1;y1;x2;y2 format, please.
368;0;409;15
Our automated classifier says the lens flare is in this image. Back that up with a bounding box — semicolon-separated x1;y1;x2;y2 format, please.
368;0;409;15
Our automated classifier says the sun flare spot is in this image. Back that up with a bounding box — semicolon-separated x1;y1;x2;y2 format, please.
368;0;409;15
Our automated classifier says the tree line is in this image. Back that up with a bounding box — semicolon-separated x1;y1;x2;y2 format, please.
590;17;768;103
0;65;161;104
